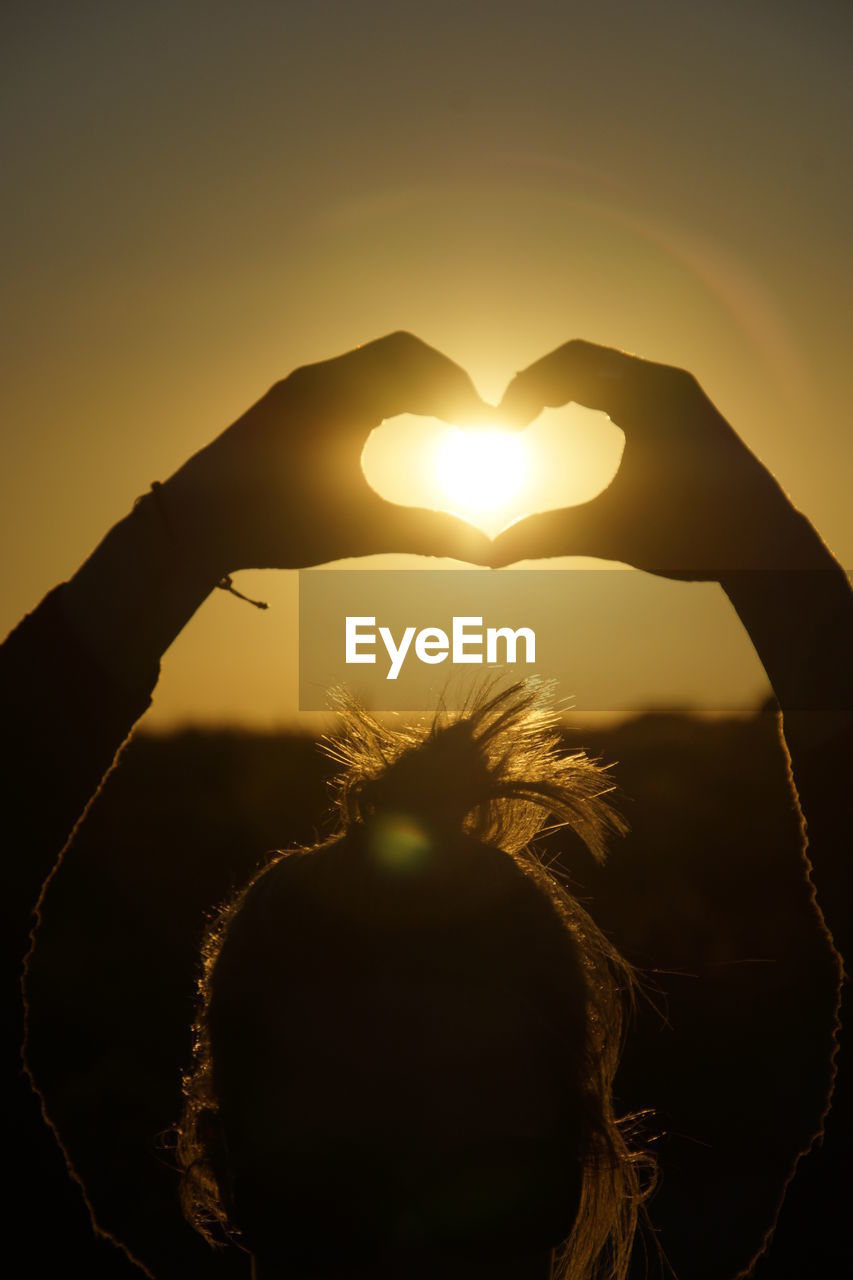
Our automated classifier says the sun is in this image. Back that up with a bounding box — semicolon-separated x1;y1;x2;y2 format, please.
435;427;527;516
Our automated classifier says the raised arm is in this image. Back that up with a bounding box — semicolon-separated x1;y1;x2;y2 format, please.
492;340;852;955
490;340;853;1269
1;332;492;960
0;333;491;1273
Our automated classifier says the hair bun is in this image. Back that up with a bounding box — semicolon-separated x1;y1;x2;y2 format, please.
354;718;490;833
323;680;625;860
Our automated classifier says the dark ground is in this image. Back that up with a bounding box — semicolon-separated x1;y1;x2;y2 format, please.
25;709;841;1278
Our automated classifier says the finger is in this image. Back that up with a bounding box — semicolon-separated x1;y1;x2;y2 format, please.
364;501;494;564
489;506;607;567
307;331;495;428
358;331;494;425
498;339;650;427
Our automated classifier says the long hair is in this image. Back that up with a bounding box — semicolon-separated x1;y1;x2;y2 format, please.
177;680;656;1279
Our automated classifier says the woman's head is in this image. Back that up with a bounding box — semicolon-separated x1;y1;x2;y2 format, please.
179;682;651;1278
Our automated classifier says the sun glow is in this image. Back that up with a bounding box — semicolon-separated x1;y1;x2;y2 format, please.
361;406;623;540
435;427;527;516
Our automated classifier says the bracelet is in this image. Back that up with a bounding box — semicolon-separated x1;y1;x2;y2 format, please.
135;481;269;611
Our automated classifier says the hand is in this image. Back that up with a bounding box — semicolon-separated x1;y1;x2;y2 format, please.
160;332;494;575
492;340;820;579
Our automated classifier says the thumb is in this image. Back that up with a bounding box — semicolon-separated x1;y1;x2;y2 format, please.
490;506;608;567
367;502;494;564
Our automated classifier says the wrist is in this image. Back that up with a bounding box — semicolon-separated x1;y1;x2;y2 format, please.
716;497;840;579
62;490;222;691
155;463;235;581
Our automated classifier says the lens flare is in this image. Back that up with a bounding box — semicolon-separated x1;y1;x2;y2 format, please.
368;813;432;873
436;428;527;516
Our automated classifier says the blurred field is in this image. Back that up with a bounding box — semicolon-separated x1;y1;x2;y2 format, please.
26;709;839;1278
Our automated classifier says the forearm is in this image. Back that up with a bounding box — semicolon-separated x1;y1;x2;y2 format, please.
720;510;851;712
0;491;222;1275
62;484;222;692
719;510;853;957
1;489;221;970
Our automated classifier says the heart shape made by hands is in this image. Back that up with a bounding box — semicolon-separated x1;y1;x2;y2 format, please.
362;403;625;539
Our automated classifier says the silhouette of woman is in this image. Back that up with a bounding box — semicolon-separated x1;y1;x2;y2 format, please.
1;334;850;1277
177;680;648;1280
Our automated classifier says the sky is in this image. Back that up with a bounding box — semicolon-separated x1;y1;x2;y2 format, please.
2;0;851;726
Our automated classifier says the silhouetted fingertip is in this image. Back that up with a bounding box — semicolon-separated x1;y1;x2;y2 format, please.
490;551;533;568
382;507;494;563
496;376;544;429
486;535;522;567
447;391;499;427
442;523;495;565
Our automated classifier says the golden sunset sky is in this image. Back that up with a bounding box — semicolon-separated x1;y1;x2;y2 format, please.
2;2;851;726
